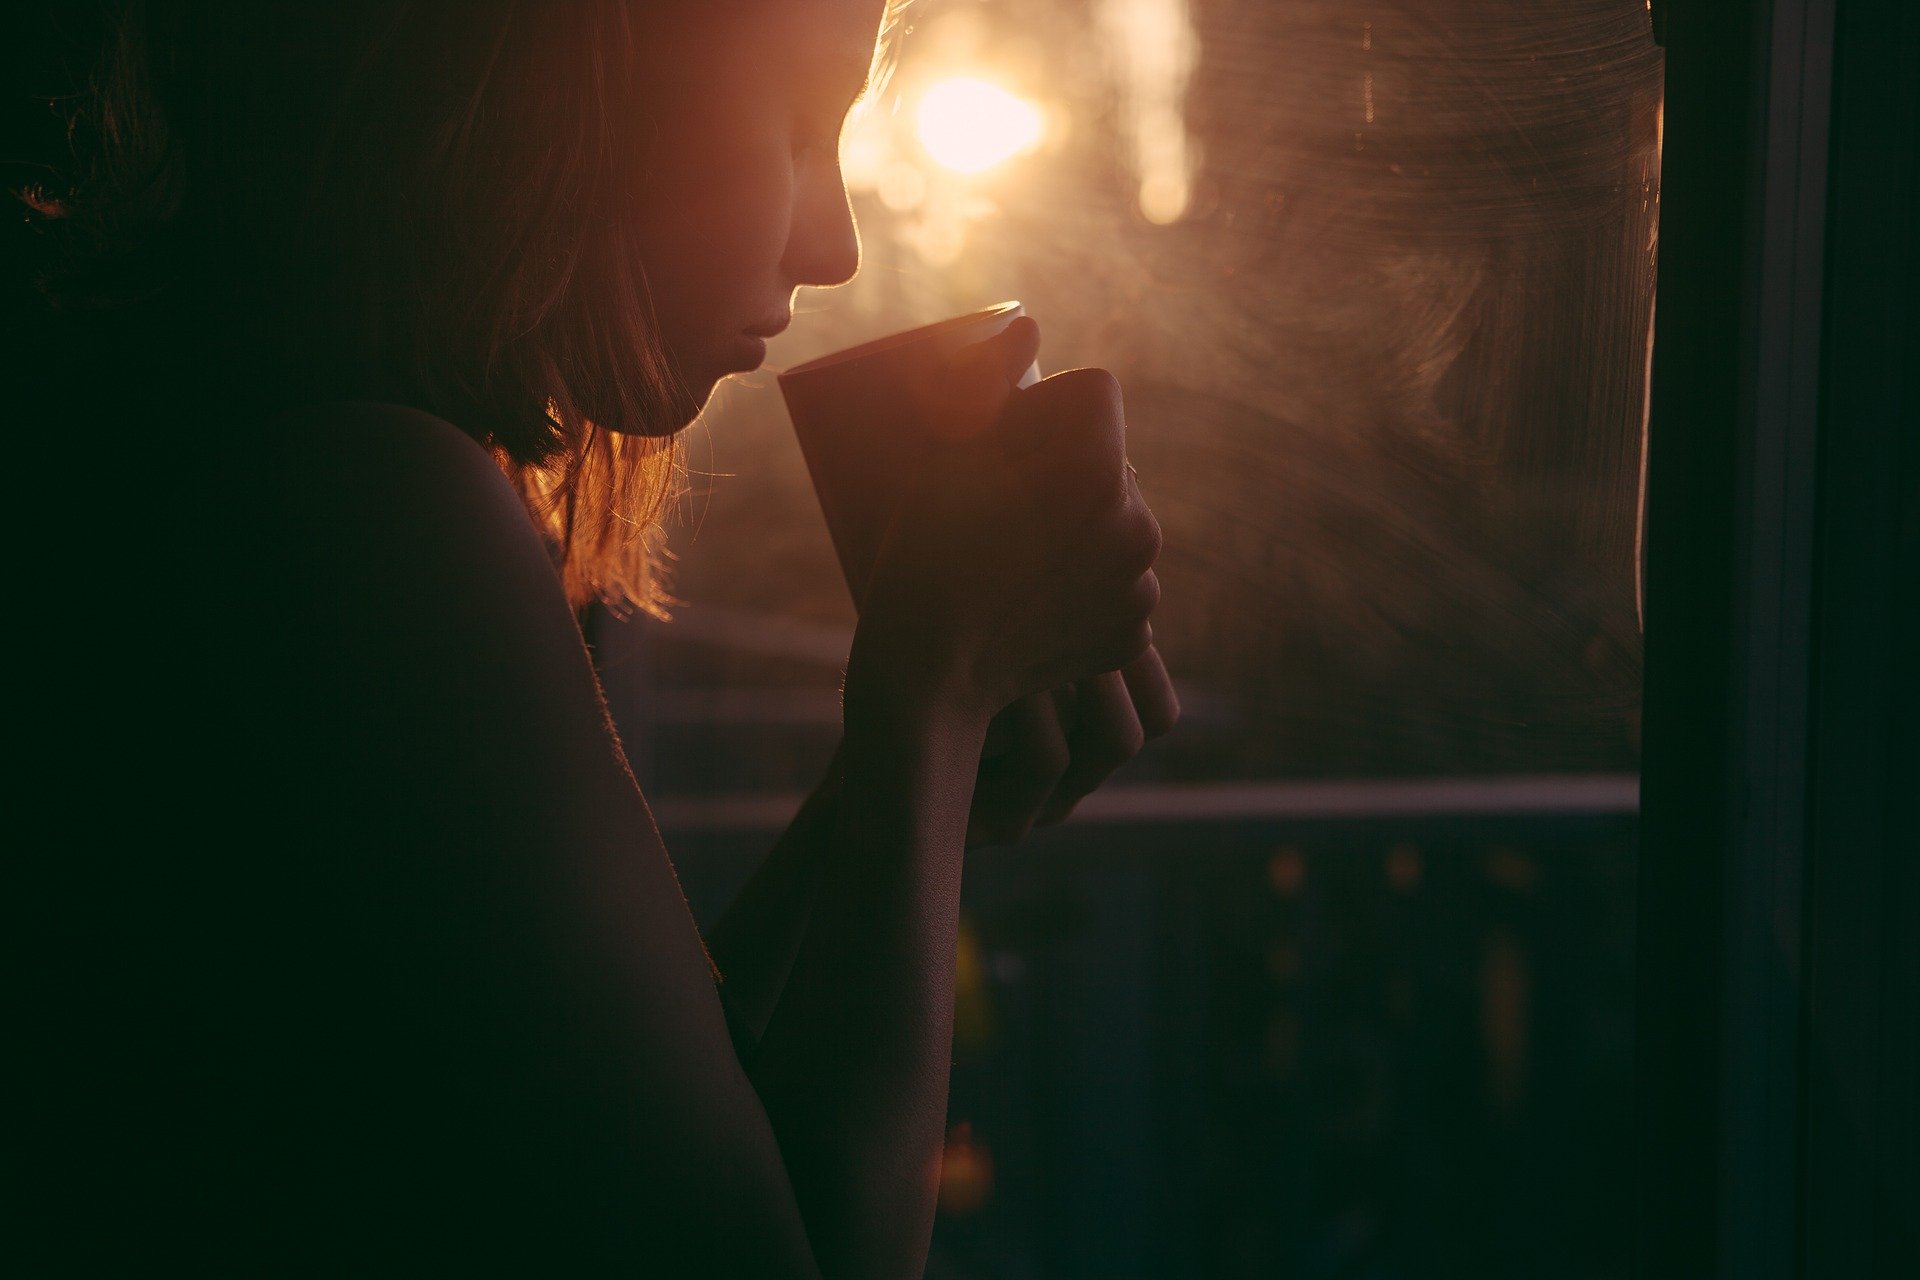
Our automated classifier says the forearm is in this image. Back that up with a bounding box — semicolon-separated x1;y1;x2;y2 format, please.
745;660;990;1280
704;746;844;1058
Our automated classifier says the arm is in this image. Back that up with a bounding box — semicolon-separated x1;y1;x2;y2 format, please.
705;648;1181;1058
275;386;1154;1277
707;323;1163;1278
747;653;992;1279
703;743;844;1053
704;318;1180;1059
266;404;827;1274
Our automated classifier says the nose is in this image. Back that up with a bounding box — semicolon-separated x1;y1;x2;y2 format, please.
783;157;862;289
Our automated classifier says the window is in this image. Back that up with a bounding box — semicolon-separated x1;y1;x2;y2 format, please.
592;2;1662;1274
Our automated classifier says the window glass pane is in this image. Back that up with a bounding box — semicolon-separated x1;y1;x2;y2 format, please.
594;1;1661;1274
611;0;1659;791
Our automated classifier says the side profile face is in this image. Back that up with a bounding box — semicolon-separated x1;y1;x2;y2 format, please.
625;0;887;427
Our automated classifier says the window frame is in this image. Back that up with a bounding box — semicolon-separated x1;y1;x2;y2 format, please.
1637;0;1917;1274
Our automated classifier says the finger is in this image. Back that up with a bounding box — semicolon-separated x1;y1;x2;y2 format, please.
1037;670;1145;827
1120;644;1181;740
980;679;1076;759
1057;457;1160;585
980;699;1021;760
997;367;1128;509
1077;572;1158;671
1040;609;1155;694
968;690;1070;848
934;317;1043;442
989;316;1043;383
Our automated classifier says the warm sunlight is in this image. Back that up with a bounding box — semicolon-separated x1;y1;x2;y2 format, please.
913;77;1045;174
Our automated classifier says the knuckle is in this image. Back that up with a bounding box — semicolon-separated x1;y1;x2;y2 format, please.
1130;511;1163;575
1099;719;1147;766
1097;622;1154;673
1127;570;1161;621
1096;497;1159;575
1087;505;1159;583
1016;730;1072;783
1072;736;1128;778
1035;368;1125;435
1048;364;1121;407
1078;367;1126;421
1141;699;1180;739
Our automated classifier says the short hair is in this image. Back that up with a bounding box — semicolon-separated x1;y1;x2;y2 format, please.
20;0;696;613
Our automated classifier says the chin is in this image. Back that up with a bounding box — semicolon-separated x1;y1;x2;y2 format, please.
584;379;708;438
592;339;749;436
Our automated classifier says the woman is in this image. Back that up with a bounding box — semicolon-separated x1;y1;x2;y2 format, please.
13;0;1173;1273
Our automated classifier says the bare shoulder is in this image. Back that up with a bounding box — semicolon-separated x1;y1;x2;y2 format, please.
235;399;629;818
226;400;588;729
260;400;529;537
240;401;556;601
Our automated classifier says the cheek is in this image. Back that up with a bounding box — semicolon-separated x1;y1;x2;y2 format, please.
630;122;795;349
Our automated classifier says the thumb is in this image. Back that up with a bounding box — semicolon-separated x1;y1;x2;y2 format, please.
932;316;1042;441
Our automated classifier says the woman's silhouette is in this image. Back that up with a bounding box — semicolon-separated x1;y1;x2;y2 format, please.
11;1;1173;1274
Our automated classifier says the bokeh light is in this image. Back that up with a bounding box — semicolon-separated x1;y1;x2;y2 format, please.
913;76;1045;174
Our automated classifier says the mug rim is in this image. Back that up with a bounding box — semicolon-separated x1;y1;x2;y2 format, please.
776;301;1023;383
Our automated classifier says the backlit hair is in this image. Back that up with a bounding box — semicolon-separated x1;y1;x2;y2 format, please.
18;1;705;613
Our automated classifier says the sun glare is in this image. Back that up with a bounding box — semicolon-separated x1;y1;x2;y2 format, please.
914;77;1045;175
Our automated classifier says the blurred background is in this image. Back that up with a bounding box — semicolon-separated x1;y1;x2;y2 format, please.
589;1;1662;1275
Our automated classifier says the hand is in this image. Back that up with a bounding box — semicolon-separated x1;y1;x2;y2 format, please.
849;319;1163;725
967;645;1181;847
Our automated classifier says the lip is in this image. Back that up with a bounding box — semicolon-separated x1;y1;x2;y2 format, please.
743;314;792;339
723;332;769;374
